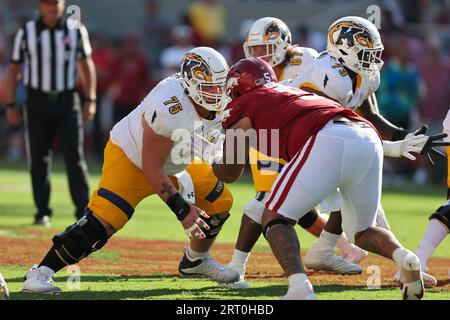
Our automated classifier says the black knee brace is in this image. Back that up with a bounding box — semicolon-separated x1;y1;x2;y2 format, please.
263;219;291;239
429;202;450;231
203;213;230;239
52;210;108;265
297;209;319;229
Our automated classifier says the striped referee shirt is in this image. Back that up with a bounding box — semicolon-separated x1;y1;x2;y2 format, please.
10;17;92;93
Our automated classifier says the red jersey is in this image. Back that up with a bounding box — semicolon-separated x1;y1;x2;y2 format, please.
222;82;376;161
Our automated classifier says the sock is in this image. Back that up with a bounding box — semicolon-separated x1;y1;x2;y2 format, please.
315;230;340;254
229;249;250;267
228;249;250;276
288;273;308;289
336;233;352;253
38;245;68;273
187;246;208;260
416;219;449;270
392;247;420;271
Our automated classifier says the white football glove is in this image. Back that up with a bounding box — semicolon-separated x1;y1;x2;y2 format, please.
383;134;429;160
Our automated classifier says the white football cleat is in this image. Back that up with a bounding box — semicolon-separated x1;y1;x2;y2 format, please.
393;269;437;288
178;249;240;284
0;273;10;300
342;244;368;264
304;247;362;274
395;251;424;300
23;265;62;294
220;263;251;289
282;280;316;300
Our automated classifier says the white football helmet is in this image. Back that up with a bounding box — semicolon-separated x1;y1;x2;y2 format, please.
181;47;229;112
243;17;292;67
327;16;384;77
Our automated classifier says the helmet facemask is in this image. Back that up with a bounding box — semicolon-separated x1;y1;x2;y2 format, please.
356;47;384;76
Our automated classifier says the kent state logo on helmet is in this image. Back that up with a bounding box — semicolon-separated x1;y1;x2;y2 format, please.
327;16;384;77
243;17;292;67
181;47;229;112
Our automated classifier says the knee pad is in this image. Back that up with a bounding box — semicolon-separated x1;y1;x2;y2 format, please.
203;213;230;239
429;202;450;231
52;209;109;265
263;219;291;239
297;209;319;229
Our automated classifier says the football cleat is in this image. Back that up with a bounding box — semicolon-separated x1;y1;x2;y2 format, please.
281;280;316;300
393;269;437;288
220;263;251;289
304;243;362;274
178;249;240;284
395;250;424;300
0;273;10;300
342;243;368;264
23;265;62;294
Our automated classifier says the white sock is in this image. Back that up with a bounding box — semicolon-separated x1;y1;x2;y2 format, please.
315;230;340;254
229;249;250;267
288;273;309;289
187;246;208;260
392;247;420;271
336;233;352;252
38;265;55;277
416;219;449;270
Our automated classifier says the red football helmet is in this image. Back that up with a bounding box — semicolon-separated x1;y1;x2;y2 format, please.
226;57;277;100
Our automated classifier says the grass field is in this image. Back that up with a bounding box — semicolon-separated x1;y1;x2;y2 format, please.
0;158;449;300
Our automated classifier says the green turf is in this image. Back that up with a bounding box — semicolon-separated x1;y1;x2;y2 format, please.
0;158;449;300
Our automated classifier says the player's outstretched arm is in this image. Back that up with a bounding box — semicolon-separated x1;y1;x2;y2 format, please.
141;118;209;240
212;118;252;183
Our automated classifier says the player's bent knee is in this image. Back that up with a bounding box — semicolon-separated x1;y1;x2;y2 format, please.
52;210;109;265
297;209;319;229
203;212;230;238
262;213;296;239
429;203;450;231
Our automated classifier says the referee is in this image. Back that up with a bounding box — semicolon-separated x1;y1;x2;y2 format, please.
5;0;97;226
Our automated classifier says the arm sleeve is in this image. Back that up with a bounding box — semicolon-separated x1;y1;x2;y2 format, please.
77;24;93;59
10;27;25;64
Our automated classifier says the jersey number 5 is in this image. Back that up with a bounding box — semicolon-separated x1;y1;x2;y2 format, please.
164;96;183;114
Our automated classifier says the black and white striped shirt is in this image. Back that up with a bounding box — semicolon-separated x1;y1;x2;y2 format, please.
10;17;92;93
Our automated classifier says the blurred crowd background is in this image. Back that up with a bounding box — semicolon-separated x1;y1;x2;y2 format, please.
1;0;449;186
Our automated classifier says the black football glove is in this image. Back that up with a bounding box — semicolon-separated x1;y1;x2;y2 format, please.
410;125;449;166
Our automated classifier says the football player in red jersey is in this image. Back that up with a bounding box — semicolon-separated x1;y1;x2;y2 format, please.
213;57;436;300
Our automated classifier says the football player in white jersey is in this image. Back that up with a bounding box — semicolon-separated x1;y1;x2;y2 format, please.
286;16;447;285
22;47;240;294
225;16;448;289
224;17;367;290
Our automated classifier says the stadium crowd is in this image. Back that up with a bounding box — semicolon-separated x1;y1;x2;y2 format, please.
0;0;449;186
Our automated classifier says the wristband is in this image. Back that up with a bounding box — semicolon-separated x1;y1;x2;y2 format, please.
6;102;16;109
392;128;409;141
167;193;191;221
86;97;97;103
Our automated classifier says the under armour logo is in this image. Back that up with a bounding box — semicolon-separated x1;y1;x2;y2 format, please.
187;192;194;199
151;111;157;124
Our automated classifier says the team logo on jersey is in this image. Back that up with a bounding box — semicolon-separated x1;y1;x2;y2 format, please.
329;22;373;48
182;53;212;81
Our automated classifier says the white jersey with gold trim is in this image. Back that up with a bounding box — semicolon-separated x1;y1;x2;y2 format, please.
286;52;380;109
110;74;222;176
278;46;319;81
